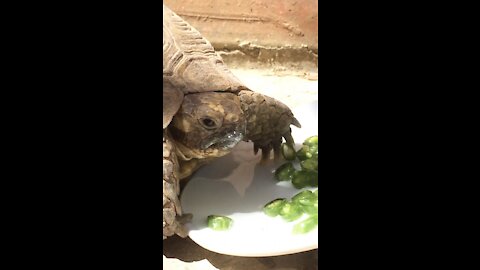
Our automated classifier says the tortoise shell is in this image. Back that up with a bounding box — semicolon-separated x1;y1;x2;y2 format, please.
163;4;247;128
163;5;245;94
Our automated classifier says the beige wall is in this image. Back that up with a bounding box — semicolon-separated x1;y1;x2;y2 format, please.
163;0;318;50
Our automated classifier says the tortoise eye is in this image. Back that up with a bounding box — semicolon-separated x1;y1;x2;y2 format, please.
200;117;218;129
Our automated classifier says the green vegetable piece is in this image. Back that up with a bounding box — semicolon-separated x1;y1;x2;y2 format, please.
207;215;233;231
314;189;318;197
292;170;315;189
281;143;296;161
301;204;318;215
296;146;311;161
263;198;287;217
300;158;318;171
279;201;303;222
292;215;318;234
303;136;318;147
308;145;318;156
309;172;319;187
274;162;296;181
292;190;316;206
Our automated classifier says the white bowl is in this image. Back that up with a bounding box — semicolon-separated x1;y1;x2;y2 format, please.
180;101;318;257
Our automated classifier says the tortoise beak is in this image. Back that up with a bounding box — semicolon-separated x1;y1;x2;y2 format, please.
201;130;244;150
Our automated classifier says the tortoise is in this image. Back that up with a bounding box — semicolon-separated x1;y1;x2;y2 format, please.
163;4;301;239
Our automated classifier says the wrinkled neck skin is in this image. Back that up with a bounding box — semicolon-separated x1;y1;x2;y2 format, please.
163;129;209;180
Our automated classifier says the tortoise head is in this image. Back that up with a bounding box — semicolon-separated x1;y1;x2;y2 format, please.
170;92;245;159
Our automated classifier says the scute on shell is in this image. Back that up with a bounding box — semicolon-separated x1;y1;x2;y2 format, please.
163;4;248;97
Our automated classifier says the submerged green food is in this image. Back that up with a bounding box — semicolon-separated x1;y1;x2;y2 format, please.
281;143;296;161
207;215;233;231
300;158;318;171
301;204;318;216
277;134;318;189
274;162;296;181
279;201;303;222
303;136;318;147
266;135;319;234
296;146;312;161
263;190;318;234
263;198;287;217
292;170;316;189
292;214;318;234
292;190;316;206
308;171;319;187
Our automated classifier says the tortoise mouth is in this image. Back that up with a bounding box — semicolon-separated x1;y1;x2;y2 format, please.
200;131;243;150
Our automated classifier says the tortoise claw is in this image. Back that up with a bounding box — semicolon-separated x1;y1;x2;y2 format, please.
255;136;284;161
292;117;301;128
283;130;296;148
253;144;259;155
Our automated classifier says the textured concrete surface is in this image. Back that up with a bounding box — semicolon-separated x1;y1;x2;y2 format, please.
163;69;318;270
163;0;318;71
163;0;318;49
229;69;318;109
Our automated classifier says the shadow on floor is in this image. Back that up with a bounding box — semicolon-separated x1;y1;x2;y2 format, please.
163;235;318;270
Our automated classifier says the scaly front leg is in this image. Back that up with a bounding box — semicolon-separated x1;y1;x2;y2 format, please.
163;131;190;239
238;90;301;160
